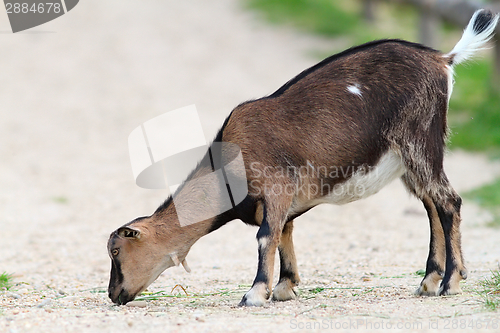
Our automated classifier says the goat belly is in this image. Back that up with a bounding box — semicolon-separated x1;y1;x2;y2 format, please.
288;149;406;217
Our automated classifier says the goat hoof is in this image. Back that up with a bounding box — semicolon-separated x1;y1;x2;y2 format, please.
438;284;462;296
239;286;269;307
414;285;438;296
438;271;465;296
415;271;442;296
272;281;298;301
239;295;266;307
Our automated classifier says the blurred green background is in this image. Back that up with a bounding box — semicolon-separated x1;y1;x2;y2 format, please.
245;0;500;224
246;0;500;152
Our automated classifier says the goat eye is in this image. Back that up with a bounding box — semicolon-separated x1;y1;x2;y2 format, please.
112;249;119;256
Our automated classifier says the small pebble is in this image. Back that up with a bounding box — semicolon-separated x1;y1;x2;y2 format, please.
125;301;147;308
8;293;21;299
37;299;51;308
60;296;79;302
150;306;167;312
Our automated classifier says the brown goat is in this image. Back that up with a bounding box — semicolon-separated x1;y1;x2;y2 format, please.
108;10;499;306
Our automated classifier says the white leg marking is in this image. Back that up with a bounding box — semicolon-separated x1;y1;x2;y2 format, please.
241;284;269;306
258;236;268;249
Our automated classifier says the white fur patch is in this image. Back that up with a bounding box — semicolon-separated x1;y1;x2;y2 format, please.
447;10;499;65
323;150;405;205
285;150;406;218
445;65;454;103
242;284;268;306
258;237;268;249
347;84;362;97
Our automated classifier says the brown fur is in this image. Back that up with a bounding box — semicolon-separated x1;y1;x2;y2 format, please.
107;11;498;306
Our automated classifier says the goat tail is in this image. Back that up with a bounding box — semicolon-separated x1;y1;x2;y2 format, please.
447;9;499;66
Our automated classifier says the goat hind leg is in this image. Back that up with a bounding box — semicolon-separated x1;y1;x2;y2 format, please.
433;184;467;295
415;195;446;296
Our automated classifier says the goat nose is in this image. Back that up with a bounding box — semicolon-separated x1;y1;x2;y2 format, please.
108;286;123;305
109;291;117;303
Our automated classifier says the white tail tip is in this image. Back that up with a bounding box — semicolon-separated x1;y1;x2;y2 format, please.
448;9;499;65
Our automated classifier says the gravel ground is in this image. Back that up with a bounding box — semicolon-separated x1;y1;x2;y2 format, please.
1;1;500;332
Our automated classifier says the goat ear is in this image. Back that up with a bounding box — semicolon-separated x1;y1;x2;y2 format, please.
117;226;141;239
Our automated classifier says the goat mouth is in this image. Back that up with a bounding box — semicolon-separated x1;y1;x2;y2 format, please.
113;288;135;305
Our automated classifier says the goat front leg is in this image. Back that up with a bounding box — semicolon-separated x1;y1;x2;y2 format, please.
240;204;283;307
272;220;300;301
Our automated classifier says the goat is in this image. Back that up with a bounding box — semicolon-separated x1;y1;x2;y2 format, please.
108;10;499;306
